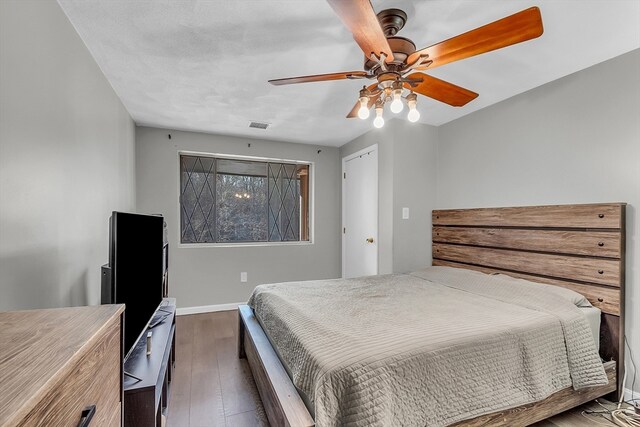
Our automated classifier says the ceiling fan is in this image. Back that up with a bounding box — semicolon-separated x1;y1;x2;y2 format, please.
268;1;543;127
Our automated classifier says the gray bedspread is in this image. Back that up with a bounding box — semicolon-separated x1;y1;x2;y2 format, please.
248;266;607;427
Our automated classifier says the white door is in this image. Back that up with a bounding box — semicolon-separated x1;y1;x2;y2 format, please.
342;145;378;278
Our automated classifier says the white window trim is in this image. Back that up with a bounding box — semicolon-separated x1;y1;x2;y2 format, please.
176;150;315;248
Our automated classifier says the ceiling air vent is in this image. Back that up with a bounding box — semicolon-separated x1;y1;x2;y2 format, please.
249;121;269;130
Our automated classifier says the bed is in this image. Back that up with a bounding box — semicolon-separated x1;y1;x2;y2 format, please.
238;203;626;427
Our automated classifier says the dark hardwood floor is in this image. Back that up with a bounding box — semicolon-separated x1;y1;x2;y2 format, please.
167;311;622;427
167;310;268;427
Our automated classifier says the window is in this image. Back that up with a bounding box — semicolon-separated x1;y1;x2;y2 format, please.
179;154;310;244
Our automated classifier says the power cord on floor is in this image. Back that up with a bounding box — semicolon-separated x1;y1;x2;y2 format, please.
612;388;640;427
614;337;640;427
582;400;640;427
583;407;621;426
581;336;640;427
611;410;640;427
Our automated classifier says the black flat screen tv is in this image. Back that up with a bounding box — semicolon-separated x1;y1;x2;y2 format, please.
102;211;164;360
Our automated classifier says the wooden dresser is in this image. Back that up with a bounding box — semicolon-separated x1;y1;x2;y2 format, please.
0;305;124;427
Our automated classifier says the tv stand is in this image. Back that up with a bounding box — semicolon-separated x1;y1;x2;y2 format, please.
124;298;176;427
148;311;170;329
124;370;143;382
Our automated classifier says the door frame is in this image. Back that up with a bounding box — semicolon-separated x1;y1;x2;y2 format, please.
341;144;378;278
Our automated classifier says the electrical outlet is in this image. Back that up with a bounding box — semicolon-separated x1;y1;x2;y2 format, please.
402;207;410;219
240;272;247;282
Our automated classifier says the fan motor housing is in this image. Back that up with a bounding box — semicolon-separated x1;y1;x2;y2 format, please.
364;36;416;73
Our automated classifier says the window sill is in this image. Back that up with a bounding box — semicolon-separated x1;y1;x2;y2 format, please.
177;241;314;249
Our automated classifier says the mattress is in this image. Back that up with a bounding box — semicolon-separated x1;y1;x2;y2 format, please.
581;305;601;350
271;303;603;418
249;266;608;427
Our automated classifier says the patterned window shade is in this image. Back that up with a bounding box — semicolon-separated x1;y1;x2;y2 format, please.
268;163;300;241
180;155;216;243
180;154;310;244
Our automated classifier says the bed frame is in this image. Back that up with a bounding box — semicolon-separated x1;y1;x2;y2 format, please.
238;202;626;427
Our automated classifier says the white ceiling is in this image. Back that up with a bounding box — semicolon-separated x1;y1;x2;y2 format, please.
58;0;640;147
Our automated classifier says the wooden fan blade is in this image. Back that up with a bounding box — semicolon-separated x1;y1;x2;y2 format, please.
404;73;478;107
406;7;543;70
269;71;369;86
327;0;394;63
346;83;380;118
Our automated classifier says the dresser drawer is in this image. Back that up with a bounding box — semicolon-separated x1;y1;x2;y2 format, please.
17;315;122;427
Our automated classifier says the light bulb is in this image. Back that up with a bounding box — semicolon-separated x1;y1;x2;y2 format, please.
406;92;419;123
390;89;403;114
373;106;384;128
357;97;370;120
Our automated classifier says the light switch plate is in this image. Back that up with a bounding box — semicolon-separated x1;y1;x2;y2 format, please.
402;207;410;219
240;272;247;282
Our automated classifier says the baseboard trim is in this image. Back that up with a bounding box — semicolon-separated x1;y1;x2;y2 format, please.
176;302;245;316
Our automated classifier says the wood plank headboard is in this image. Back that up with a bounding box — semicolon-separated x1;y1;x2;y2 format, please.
431;203;626;398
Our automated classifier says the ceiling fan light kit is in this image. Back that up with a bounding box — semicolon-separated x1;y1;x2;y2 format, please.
268;1;544;129
357;88;371;119
373;100;385;129
389;81;404;114
406;92;420;123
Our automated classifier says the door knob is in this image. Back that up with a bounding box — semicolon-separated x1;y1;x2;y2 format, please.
366;237;374;243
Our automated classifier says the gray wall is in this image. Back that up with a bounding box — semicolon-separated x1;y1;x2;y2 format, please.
0;0;136;311
135;127;341;308
437;49;640;393
392;122;439;273
340;120;439;274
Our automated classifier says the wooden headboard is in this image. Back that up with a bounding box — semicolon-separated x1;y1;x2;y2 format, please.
432;203;626;398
